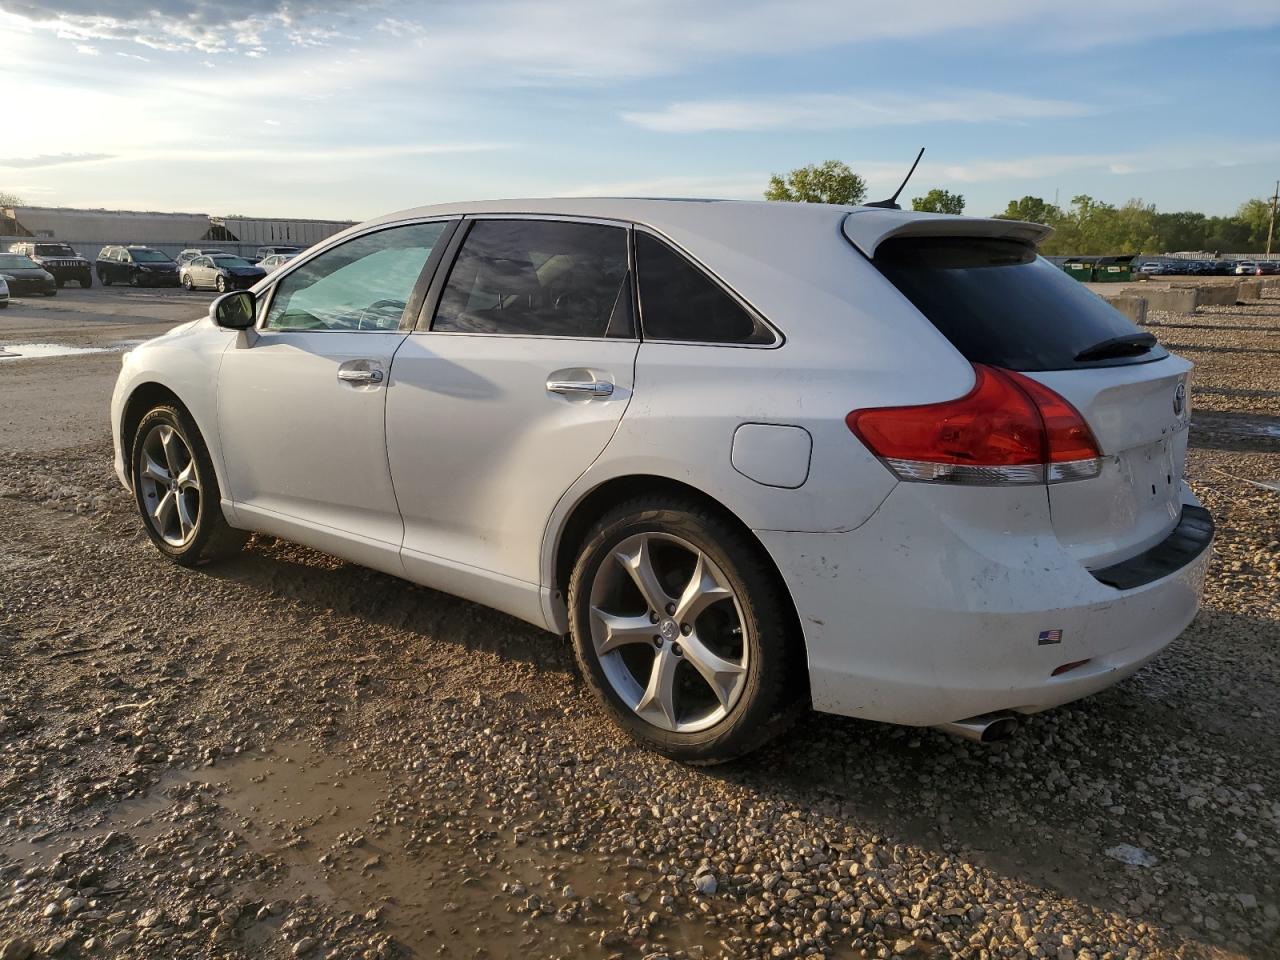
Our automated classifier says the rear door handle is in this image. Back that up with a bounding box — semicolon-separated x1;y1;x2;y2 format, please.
546;379;613;398
337;366;384;385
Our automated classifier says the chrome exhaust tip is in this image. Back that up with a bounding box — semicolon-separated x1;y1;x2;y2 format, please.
933;711;1019;743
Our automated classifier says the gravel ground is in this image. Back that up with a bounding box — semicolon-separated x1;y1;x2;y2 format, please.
0;288;1277;960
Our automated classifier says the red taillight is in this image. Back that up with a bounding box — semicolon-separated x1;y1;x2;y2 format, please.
846;364;1102;485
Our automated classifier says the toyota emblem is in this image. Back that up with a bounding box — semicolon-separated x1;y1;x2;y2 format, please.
1173;383;1186;416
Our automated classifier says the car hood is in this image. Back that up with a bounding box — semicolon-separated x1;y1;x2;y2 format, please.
0;267;52;279
227;267;266;276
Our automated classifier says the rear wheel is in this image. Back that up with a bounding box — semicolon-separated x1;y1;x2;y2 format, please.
80;274;93;289
131;405;247;566
215;275;227;293
182;274;194;291
100;271;112;286
568;496;804;763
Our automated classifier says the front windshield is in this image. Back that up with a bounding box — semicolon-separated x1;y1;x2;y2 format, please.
0;254;37;269
130;249;173;263
36;244;76;257
212;256;253;268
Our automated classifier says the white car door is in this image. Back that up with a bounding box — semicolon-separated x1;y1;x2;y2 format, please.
218;219;456;575
385;217;638;622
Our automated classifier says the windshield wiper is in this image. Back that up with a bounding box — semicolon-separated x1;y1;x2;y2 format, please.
1074;332;1157;362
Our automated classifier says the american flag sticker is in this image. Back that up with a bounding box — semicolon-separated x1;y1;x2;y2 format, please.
1038;629;1063;645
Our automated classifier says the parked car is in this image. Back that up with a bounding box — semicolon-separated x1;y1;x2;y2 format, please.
257;252;298;273
254;245;302;263
97;246;181;287
0;252;57;296
8;241;93;288
1136;261;1164;275
1256;261;1280;275
1233;261;1259;275
111;200;1214;762
0;276;8;309
180;254;267;292
176;248;230;267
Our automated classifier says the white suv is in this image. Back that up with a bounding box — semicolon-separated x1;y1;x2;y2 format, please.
110;199;1213;762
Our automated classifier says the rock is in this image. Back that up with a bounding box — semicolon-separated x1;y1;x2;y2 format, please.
0;940;36;960
694;873;717;895
293;937;318;955
137;908;164;928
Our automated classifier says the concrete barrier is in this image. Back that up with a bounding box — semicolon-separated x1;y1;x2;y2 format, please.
1194;284;1239;307
1142;287;1199;313
1102;293;1148;325
1237;280;1262;303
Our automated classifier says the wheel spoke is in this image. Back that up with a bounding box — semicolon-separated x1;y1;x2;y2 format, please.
141;451;170;484
152;489;176;531
674;553;734;625
591;609;657;655
614;537;673;614
159;425;184;475
175;492;196;538
176;461;200;493
680;632;746;708
635;649;680;730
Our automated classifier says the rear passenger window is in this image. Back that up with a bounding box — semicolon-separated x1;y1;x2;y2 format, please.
635;232;773;345
433;220;631;338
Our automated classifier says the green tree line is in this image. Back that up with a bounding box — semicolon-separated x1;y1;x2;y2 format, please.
996;194;1274;256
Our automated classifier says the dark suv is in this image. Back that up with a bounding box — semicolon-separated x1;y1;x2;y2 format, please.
8;241;93;288
96;246;180;287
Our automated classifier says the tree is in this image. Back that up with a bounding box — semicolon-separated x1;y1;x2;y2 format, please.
0;191;22;207
764;160;867;205
994;196;1062;224
910;188;965;215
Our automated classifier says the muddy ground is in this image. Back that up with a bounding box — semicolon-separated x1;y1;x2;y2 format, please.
0;286;1277;960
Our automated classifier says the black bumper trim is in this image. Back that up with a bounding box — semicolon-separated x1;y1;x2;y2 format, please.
1089;505;1214;591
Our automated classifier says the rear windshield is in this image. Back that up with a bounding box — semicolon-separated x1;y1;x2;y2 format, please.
873;237;1166;371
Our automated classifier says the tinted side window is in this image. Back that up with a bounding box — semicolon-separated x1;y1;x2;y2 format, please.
635;232;773;345
433;220;630;338
265;222;447;332
873;237;1168;371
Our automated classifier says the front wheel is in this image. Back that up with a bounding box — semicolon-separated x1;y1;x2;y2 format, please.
131;405;247;566
182;274;194;290
215;275;227;293
80;274;93;289
568;496;804;764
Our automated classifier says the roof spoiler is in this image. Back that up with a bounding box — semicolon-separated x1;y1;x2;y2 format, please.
841;209;1053;258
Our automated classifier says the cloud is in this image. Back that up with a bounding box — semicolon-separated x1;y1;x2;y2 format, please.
623;91;1092;133
561;174;774;200
73;42;98;54
0;152;116;167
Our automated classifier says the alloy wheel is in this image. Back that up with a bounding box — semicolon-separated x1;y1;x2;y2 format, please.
136;424;201;547
588;532;748;733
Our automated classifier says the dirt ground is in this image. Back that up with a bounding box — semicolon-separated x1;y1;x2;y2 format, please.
0;286;1277;960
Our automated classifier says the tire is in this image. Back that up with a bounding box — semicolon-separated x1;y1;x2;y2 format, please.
130;405;248;567
568;495;805;764
215;275;227;293
100;271;112;286
56;277;65;288
129;273;140;287
80;274;93;289
45;288;57;297
182;274;194;291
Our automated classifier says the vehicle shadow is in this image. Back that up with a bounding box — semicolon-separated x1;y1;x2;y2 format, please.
1190;411;1280;452
197;528;1277;957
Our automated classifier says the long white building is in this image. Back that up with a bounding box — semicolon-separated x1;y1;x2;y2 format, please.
0;205;354;261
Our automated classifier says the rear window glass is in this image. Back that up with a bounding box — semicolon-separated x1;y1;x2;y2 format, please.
873;237;1167;371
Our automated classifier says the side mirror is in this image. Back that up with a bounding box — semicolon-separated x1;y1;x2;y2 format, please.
212;290;256;330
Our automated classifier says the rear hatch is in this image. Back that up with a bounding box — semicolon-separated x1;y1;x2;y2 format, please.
854;216;1190;571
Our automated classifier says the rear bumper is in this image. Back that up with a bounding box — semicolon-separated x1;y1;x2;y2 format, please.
758;483;1211;727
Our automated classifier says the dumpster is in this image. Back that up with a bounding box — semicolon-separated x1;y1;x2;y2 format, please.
1092;255;1135;282
1063;261;1095;281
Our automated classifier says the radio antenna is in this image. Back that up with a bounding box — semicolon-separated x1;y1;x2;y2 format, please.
865;147;925;210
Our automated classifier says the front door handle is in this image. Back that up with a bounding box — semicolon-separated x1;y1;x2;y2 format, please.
547;379;613;398
337;366;384;385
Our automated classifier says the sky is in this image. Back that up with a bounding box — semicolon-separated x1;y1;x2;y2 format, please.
2;0;1278;222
